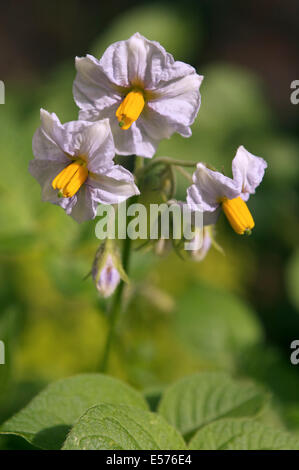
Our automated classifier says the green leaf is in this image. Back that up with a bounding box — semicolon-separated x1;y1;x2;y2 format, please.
189;418;299;450
158;372;269;439
0;374;148;450
144;387;164;412
63;404;186;450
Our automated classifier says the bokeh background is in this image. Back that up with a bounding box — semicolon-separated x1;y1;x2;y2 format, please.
0;0;299;449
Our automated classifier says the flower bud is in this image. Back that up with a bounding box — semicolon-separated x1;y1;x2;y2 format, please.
93;254;120;298
92;240;128;298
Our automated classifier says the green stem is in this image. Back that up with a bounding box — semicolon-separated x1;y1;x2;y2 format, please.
99;155;137;373
174;165;193;183
169;164;177;199
99;235;132;373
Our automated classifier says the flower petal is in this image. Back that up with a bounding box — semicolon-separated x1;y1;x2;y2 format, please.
186;185;221;225
32;109;74;163
138;105;191;148
79;104;157;158
88;165;140;205
73;55;121;113
29;159;65;202
149;73;203;129
174;199;221;227
99;32;174;88
76;119;115;173
232;145;267;201
188;163;240;212
28;159;78;214
68;184;99;223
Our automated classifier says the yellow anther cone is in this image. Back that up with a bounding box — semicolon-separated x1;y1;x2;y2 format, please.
116;90;145;129
221;196;255;235
52;161;88;198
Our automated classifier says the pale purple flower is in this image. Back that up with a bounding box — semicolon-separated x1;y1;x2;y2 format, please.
29;109;139;223
92;254;120;298
187;146;267;234
73;32;203;158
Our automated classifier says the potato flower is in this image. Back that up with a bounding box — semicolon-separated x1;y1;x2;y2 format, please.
29;110;139;223
187;146;267;235
73;33;203;158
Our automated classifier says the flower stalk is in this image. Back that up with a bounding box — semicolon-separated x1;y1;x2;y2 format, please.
99;235;132;372
99;157;138;372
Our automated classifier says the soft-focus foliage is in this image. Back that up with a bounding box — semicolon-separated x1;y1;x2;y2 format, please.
0;4;298;450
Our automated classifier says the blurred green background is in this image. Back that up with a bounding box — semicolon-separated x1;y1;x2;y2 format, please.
0;0;299;449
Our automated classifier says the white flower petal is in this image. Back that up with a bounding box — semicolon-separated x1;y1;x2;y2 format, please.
99;32;171;88
186;184;221;225
73;55;121;112
88;165;140;205
29;158;78;215
232;145;267;201
32;109;73;163
77;119;115;173
190;163;241;210
80;104;156;158
29;159;66;202
150;73;203;128
68;185;99;223
125;33;151;85
105;106;146;156
138;105;190;144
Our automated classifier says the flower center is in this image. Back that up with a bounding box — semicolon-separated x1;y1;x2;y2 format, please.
52;160;88;198
221;196;255;235
116;90;145;130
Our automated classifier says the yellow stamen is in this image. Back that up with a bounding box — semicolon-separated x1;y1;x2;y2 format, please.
116;90;145;130
52;161;88;198
221;196;255;235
